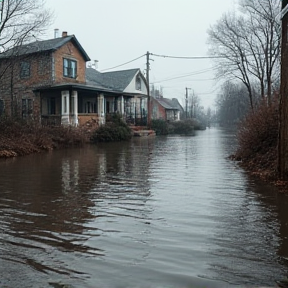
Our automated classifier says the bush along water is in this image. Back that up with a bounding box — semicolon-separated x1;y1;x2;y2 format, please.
90;114;132;142
151;119;169;135
232;97;279;181
0;116;87;158
151;119;196;136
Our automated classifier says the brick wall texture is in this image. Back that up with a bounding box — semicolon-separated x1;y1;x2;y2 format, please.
0;38;87;117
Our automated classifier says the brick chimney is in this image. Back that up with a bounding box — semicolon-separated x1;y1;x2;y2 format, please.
62;31;68;37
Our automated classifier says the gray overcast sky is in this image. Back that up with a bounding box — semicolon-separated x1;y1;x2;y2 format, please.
44;0;236;109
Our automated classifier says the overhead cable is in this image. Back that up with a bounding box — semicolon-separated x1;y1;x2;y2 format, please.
100;54;146;72
151;67;219;84
150;53;226;60
99;52;225;73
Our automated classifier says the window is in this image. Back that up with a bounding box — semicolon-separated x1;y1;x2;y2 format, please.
63;58;77;78
48;98;56;115
20;61;31;78
22;98;33;118
136;76;141;90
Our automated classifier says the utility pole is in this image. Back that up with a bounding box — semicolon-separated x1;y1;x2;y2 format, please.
185;87;191;119
279;0;288;179
146;51;151;127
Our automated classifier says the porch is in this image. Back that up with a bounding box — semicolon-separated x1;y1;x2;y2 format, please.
37;84;148;127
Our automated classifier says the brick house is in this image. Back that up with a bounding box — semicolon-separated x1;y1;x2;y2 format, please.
151;96;183;121
0;32;148;126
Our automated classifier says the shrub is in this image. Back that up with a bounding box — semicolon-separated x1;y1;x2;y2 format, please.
91;114;132;142
234;98;279;178
151;119;169;135
0;117;86;158
172;120;194;135
151;119;195;135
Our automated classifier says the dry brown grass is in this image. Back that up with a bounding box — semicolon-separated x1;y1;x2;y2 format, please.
0;117;87;158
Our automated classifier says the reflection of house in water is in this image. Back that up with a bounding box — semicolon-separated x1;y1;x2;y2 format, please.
0;139;156;278
62;159;79;192
95;139;153;196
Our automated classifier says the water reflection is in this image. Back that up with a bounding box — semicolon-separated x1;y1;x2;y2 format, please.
0;153;101;287
0;128;288;288
0;139;155;287
249;180;288;269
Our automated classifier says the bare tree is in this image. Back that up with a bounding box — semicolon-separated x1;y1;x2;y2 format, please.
0;0;53;116
207;0;281;109
0;0;53;50
240;0;281;105
188;90;200;118
0;0;53;80
216;81;251;126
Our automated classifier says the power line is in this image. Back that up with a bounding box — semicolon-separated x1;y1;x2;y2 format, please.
150;53;226;60
99;50;227;73
99;52;226;72
151;67;218;84
198;86;220;95
100;54;146;72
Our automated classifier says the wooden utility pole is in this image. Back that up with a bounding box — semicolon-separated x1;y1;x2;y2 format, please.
279;0;288;179
185;87;191;119
146;51;151;127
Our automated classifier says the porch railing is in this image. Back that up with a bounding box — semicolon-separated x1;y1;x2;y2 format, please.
41;115;61;126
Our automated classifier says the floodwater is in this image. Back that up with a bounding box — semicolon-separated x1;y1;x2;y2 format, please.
0;127;288;288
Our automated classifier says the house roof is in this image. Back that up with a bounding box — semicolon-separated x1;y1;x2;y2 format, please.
0;35;91;61
33;83;122;95
34;68;146;97
156;97;181;110
85;68;106;88
171;98;185;112
86;67;141;91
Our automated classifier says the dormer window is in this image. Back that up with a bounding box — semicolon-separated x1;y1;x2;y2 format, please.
136;76;141;90
63;58;77;78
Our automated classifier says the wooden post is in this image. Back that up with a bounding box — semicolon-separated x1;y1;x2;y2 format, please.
279;1;288;179
146;51;151;128
185;87;191;119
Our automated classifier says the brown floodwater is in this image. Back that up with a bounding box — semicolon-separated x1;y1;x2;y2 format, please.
0;127;287;288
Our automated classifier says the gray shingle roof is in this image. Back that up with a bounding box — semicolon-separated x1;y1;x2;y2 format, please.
171;98;185;112
86;67;104;87
86;67;140;91
156;98;180;110
0;35;90;61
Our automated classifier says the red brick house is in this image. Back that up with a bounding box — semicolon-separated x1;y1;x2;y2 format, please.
151;96;184;121
0;32;148;126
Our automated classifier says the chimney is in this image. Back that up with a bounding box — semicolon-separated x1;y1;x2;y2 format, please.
62;31;68;37
94;60;99;70
54;28;59;38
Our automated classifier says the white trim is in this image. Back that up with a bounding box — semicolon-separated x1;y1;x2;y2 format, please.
71;90;78;126
61;90;70;125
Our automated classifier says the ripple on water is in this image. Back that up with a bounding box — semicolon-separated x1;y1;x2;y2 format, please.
0;128;287;287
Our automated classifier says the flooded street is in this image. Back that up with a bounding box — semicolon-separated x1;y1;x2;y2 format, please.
0;127;288;288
